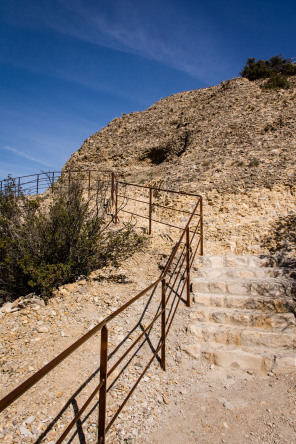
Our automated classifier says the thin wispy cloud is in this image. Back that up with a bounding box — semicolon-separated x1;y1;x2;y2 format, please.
54;0;220;82
3;146;53;168
2;0;222;83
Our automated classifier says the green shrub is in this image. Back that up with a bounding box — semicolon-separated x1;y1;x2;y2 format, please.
248;158;260;167
0;178;143;301
261;73;290;90
240;55;296;81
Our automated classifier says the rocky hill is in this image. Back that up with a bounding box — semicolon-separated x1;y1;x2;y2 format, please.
64;76;296;193
64;76;296;258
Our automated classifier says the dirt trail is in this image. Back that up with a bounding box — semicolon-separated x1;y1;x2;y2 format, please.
1;233;296;443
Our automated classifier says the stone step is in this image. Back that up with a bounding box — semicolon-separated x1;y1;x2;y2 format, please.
189;306;296;330
182;341;296;373
193;255;280;269
194;266;291;280
192;277;296;298
193;293;295;313
188;322;296;349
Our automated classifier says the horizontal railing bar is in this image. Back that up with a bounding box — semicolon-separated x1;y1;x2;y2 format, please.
117;194;148;206
117;180;202;198
0;277;161;413
150;202;199;216
0;169;113;182
120;209;192;232
107;308;164;378
117;195;199;217
165;276;187;339
0;172;203;443
162;197;201;277
165;250;187;308
190;238;201;269
106;340;163;433
0;321;105;413
56;379;105;444
188;219;200;249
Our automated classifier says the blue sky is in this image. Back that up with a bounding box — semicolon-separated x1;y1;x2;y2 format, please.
0;0;295;179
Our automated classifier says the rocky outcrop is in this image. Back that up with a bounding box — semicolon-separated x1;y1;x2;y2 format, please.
64;76;296;195
186;255;296;373
63;75;296;257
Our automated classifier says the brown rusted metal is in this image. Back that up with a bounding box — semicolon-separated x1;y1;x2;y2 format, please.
98;325;108;443
186;226;191;308
165;249;187;308
0;320;105;413
88;171;91;197
120;209;193;232
161;279;166;371
107;307;163;378
56;379;105;444
0;275;164;414
165;275;187;339
148;187;152;234
114;180;118;224
111;172;115;205
0;170;204;443
200;197;204;255
117;180;202;198
106;340;164;433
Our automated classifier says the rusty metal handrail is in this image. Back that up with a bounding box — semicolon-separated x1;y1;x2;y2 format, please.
0;170;203;443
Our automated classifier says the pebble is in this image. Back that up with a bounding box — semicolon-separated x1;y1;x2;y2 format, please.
19;425;32;437
25;416;35;424
37;326;49;333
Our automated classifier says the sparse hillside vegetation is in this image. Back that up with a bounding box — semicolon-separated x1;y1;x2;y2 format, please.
240;55;296;89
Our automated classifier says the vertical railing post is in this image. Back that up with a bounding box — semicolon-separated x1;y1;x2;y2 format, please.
18;177;20;196
161;279;166;371
88;171;91;197
52;172;55;193
200;197;204;256
0;181;2;193
98;325;108;444
114;180;118;224
111;172;115;205
186;226;191;307
148;188;152;235
36;174;39;195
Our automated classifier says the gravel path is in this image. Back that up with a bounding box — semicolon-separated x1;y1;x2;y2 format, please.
1;238;296;443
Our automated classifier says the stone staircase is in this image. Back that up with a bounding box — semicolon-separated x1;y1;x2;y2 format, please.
188;255;296;373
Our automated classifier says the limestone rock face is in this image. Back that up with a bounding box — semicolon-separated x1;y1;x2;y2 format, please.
64;76;296;194
63;76;296;257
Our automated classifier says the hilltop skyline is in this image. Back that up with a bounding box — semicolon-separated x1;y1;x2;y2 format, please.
0;0;295;179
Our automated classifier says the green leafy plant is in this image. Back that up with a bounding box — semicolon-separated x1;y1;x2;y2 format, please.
240;55;296;89
0;178;143;301
261;73;290;90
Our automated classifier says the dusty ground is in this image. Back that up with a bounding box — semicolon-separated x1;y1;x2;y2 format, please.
145;367;296;444
0;233;296;443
